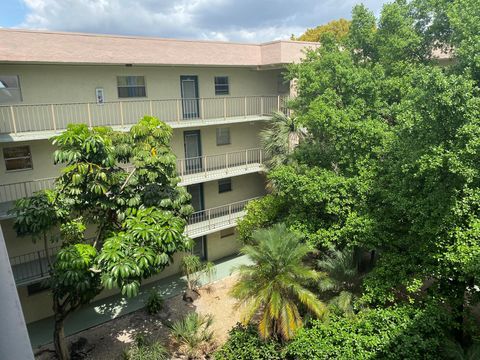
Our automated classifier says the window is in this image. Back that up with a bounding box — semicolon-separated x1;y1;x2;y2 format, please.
192;236;207;260
0;75;22;104
277;73;290;94
117;76;146;98
218;178;232;193
220;228;235;238
3;146;32;171
214;76;229;95
216;127;230;146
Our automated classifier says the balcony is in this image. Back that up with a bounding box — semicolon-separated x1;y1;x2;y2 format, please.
0;148;265;218
9;197;258;285
178;148;264;186
0;95;288;141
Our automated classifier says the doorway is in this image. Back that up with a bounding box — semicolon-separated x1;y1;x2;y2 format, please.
180;75;199;119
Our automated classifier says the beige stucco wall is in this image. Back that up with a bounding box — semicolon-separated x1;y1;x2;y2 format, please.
206;228;241;261
0;64;283;105
17;229;243;324
0;122;265;186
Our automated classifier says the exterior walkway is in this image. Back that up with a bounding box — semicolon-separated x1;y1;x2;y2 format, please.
27;254;251;349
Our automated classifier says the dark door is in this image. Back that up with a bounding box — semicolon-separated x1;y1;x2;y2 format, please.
184;130;202;174
180;75;199;119
187;184;205;224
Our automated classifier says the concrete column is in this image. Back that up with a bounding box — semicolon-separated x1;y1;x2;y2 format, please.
0;225;34;360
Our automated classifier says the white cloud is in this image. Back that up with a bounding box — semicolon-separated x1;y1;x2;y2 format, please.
18;0;388;42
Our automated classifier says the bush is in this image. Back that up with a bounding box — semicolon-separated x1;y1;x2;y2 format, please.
145;290;163;315
122;334;168;360
169;312;215;358
286;305;451;360
214;324;284;360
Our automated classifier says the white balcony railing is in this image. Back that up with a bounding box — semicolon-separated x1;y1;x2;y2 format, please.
9;197;259;285
0;95;289;134
0;148;265;207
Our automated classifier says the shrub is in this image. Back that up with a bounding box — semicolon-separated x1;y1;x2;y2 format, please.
169;312;215;358
285;305;451;360
122;334;168;360
145;290;164;315
214;324;284;360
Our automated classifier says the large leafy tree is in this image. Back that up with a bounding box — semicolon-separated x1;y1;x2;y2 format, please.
293;18;351;43
230;223;327;341
239;0;480;348
11;116;192;360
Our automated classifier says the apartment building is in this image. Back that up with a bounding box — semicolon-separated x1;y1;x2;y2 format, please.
0;29;316;324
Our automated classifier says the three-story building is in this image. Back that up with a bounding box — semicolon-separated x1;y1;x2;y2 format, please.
0;29;316;324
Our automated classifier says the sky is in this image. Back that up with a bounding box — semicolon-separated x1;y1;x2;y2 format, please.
0;0;389;43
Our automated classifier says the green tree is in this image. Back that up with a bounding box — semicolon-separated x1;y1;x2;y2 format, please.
169;312;215;359
259;111;306;170
239;0;480;349
293;18;351;43
11;117;192;360
230;223;327;341
317;248;361;316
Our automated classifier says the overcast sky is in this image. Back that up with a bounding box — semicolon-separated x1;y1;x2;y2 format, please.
0;0;389;43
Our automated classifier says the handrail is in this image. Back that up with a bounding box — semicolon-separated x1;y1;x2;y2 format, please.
0;148;266;204
0;95;290;134
9;197;260;284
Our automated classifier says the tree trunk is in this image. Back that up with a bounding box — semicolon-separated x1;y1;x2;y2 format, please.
53;314;69;360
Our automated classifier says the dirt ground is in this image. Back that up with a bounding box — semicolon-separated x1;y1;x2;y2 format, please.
34;274;241;360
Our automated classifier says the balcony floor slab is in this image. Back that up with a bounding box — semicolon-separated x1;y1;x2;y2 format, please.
0;115;271;143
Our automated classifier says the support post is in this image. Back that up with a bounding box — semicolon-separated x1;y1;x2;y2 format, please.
223;97;227;119
87;103;92;127
119;102;124;127
50;104;57;131
9;106;17;134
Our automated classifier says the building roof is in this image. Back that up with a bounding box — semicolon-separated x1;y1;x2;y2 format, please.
0;29;319;67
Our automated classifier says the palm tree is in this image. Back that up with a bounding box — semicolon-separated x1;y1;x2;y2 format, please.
169;312;214;359
443;339;480;360
317;248;361;316
230;223;327;341
260;111;306;170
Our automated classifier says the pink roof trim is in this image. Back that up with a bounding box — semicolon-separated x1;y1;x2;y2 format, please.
0;29;319;67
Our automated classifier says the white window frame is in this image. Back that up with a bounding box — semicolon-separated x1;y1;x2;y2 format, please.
3;145;33;172
0;75;23;104
214;76;229;96
218;178;232;193
216;127;231;146
116;76;147;98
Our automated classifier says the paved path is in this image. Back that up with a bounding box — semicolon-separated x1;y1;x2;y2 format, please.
28;254;251;348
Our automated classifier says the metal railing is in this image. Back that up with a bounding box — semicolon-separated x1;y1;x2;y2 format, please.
185;197;258;237
0;177;56;204
9;245;61;285
177;148;264;177
0;148;266;205
8;197;259;284
0;95;289;134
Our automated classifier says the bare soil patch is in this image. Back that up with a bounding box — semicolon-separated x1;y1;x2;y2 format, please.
35;274;241;359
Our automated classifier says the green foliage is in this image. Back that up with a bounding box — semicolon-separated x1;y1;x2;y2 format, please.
294;18;351;44
231;224;327;341
169;312;214;358
214;324;283;360
12;116;192;360
286;305;451;360
145;290;164;315
317;248;361;316
259;111;306;170
180;254;216;291
237;194;286;243
122;334;169;360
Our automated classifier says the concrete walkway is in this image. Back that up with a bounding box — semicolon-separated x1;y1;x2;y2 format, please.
28;254;251;349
